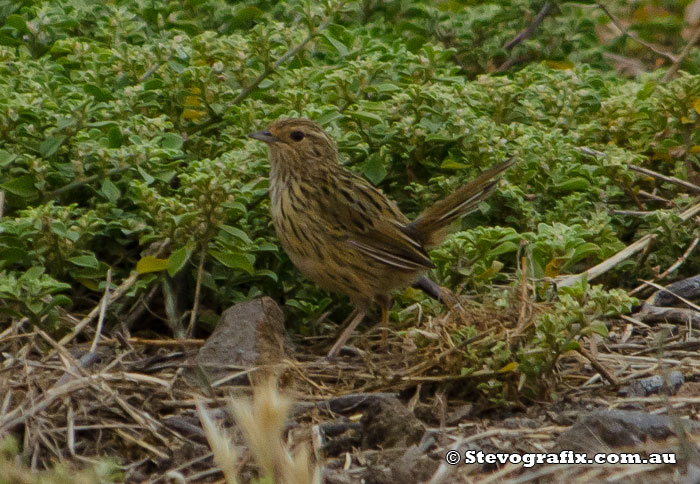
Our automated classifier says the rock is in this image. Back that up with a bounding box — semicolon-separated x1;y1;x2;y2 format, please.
445;404;473;425
652;275;700;307
361;397;426;449
618;371;684;397
556;409;700;453
195;297;290;381
390;445;440;483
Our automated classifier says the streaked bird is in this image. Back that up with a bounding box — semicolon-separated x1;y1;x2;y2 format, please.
250;118;514;358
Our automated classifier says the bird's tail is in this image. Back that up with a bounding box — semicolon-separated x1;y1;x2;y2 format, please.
409;157;515;248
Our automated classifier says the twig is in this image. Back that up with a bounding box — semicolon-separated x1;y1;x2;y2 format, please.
602;52;646;77
514;253;534;335
557;233;656;288
187;244;207;337
120;283;160;331
629;235;700;295
0;377;93;433
139;62;163;83
628;164;700;194
577;345;620;386
596;2;678;63
162;276;185;338
641;280;700;313
662;22;700;82
0;190;4;219
496;55;534;72
612;210;656;217
504;2;552;50
634;304;700;326
576;146;606;157
398;332;490;378
98;337;204;346
58;271;139;346
58;241;169;346
89;268;111;353
557;200;700;288
638;189;671;204
231;15;335;106
46;166;131;199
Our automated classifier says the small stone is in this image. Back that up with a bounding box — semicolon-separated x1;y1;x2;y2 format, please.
618;371;684;397
361;397;425;449
195;297;291;382
556;409;700;453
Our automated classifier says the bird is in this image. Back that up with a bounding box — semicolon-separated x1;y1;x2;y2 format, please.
249;118;514;358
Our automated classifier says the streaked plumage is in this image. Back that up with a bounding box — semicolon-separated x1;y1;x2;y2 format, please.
250;118;514;358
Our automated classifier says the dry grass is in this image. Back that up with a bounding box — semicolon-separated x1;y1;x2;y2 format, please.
1;288;699;482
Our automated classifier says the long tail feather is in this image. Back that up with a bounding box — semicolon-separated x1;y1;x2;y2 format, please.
409;157;515;247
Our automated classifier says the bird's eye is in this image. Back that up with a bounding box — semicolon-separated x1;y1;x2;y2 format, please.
290;131;305;142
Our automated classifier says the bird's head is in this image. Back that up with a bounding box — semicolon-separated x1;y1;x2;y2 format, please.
249;118;338;170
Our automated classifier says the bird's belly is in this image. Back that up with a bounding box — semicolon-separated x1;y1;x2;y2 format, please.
270;186;424;305
272;218;421;306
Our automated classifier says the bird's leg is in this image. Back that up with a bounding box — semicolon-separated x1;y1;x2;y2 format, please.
376;294;391;348
412;276;442;301
413;276;462;312
327;310;366;359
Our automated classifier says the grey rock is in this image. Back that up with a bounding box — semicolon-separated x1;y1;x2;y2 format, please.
653;275;700;307
618;371;684;397
361;397;426;449
390;445;440;483
195;297;290;382
556;409;700;453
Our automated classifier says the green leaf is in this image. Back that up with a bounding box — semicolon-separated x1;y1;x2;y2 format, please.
560;340;581;352
553;177;589;192
255;269;278;282
2;175;38;198
348;110;383;125
0;149;15;167
136;256;169;274
84;84;112;101
230;6;264;29
40;136;67;158
68;254;99;268
101;179;121;202
24;266;45;279
0;247;28;266
256;242;278;252
589;322;609;338
168;244;193;277
441;159;468;170
315;111;343;126
137;165;154;184
108;126;123;148
373;83;401;93
489;241;519;258
87;121;118;128
144;78;164;90
6;14;29;33
57;117;76;130
50;294;73;307
570;242;601;264
161;133;183;150
322;31;348;57
364;155;387;184
210;250;254;274
219;225;253;244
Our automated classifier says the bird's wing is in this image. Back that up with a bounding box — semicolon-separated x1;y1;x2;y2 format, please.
317;172;435;272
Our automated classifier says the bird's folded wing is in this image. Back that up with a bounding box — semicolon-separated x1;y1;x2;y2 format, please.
318;177;435;272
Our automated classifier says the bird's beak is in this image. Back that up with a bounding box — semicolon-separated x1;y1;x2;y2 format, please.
248;130;278;143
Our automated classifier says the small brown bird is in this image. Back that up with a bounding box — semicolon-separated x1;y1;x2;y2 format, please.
250;119;513;358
